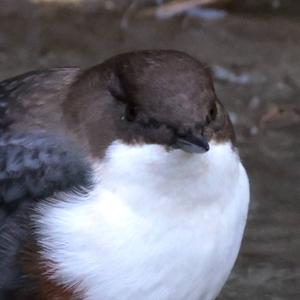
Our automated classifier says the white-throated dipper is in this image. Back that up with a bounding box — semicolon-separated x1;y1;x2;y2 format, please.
0;50;249;300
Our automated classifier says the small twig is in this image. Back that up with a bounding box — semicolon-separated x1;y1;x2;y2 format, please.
142;0;227;18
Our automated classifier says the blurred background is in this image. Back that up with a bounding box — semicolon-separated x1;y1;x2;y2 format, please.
0;0;299;299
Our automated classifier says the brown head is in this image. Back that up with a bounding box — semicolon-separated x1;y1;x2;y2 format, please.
63;50;234;157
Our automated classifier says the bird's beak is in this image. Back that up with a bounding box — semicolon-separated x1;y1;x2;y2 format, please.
174;134;209;154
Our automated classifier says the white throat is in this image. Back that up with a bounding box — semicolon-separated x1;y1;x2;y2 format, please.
35;141;250;300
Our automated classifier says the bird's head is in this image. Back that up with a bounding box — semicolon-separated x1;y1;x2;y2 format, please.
63;50;234;157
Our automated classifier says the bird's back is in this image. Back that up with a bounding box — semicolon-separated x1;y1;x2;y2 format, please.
0;67;80;134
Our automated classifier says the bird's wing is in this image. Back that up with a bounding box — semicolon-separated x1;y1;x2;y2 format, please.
0;132;91;296
0;132;91;213
0;67;85;209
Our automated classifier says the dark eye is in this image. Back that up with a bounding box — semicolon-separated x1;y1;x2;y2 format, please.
206;103;217;124
125;106;137;122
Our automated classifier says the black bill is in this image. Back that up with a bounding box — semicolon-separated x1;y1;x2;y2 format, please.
175;134;209;154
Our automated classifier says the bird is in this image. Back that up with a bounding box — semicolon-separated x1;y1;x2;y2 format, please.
0;50;249;300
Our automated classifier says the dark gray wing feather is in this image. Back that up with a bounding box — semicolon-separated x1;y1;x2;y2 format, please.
0;132;91;208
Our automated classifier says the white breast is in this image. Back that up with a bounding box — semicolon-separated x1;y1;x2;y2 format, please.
35;141;249;300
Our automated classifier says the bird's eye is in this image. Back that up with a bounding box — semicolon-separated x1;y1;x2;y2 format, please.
206;103;217;124
125;106;137;122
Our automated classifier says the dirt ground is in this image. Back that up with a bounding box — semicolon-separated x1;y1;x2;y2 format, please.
0;1;299;299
